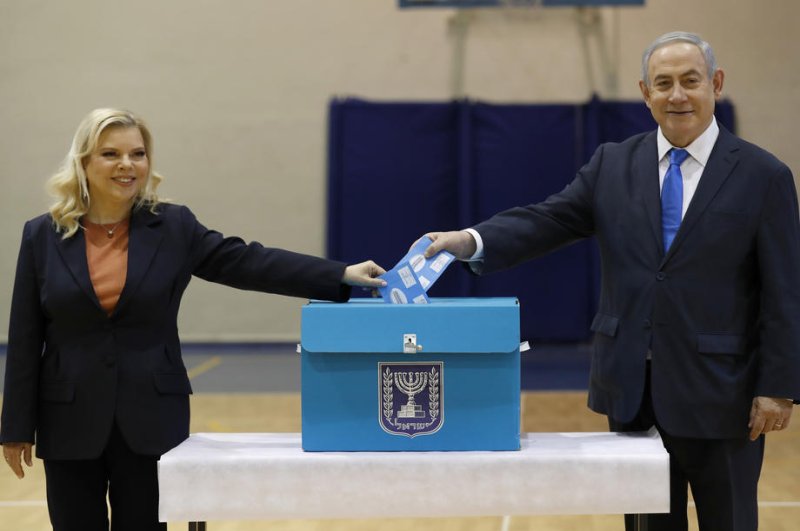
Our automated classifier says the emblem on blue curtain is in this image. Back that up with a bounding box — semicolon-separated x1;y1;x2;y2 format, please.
379;362;443;437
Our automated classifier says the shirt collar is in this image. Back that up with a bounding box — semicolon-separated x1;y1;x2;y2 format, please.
657;116;719;167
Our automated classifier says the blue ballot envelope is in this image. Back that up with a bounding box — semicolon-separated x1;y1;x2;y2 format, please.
300;298;521;451
377;236;455;304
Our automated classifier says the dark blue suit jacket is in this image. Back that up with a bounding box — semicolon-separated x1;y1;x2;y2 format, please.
1;203;350;459
474;127;800;438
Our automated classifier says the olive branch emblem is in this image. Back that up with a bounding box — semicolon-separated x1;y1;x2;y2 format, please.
428;367;439;420
382;367;394;425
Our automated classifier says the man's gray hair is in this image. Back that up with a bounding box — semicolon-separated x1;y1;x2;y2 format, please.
641;31;718;86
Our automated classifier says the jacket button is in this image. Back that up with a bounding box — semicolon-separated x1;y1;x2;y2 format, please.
656;272;666;281
643;319;652;329
105;356;116;367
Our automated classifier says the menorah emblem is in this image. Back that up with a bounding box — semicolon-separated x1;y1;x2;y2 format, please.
395;371;428;418
379;362;444;437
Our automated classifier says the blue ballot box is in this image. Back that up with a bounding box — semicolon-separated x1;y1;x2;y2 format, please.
300;298;521;451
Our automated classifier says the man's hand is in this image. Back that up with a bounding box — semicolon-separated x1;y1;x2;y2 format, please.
748;396;793;440
3;442;33;479
342;260;387;288
419;231;477;260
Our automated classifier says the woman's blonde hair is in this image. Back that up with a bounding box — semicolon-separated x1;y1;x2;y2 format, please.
47;108;164;238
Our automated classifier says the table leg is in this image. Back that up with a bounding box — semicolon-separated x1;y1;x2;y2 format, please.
634;513;648;531
188;522;207;531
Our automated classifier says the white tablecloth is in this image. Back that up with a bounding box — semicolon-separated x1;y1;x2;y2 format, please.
158;431;669;522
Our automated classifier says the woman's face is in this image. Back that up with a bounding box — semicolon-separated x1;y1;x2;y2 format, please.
83;126;149;212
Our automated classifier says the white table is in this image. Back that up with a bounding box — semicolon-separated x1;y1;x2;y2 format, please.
158;431;669;529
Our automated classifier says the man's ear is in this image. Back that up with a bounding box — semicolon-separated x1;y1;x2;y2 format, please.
712;69;725;100
639;80;652;109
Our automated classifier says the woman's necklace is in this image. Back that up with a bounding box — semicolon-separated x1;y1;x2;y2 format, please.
98;220;124;239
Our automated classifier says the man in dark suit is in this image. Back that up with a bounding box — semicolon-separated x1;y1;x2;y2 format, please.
422;31;800;530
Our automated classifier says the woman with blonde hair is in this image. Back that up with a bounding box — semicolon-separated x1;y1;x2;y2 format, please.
0;108;386;530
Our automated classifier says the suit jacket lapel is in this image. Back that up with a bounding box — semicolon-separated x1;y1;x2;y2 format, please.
662;127;740;264
634;132;665;255
55;227;104;312
112;207;163;317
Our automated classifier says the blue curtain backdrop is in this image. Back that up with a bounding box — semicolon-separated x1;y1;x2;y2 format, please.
327;97;736;342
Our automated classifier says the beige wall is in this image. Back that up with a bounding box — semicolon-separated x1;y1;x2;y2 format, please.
1;1;797;341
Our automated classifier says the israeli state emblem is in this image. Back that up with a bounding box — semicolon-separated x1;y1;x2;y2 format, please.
379;362;443;437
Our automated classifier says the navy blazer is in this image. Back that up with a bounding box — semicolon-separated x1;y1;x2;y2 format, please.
474;127;800;438
1;203;350;459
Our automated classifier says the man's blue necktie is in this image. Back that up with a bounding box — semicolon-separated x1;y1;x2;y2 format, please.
662;148;689;252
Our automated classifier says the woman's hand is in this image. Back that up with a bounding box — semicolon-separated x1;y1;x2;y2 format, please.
3;442;33;479
342;260;387;288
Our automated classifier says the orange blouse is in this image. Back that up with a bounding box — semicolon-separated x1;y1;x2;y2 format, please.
83;219;130;316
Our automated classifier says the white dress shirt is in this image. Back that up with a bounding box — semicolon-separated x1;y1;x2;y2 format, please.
657;117;719;220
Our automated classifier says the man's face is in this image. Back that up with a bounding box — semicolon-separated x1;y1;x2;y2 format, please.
639;42;724;147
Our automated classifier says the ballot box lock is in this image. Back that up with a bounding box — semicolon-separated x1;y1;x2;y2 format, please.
403;334;423;354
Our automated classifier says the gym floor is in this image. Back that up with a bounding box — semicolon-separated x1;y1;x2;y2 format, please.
1;343;798;530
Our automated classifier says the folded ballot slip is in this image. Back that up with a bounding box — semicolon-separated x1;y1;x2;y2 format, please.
378;263;429;304
378;236;456;304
